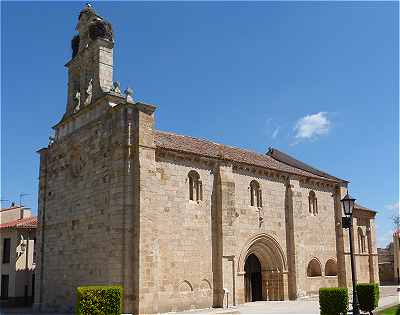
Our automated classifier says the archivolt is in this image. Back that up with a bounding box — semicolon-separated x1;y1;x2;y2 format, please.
237;233;287;273
178;280;193;292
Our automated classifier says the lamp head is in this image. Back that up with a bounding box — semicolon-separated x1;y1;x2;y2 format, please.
341;192;356;216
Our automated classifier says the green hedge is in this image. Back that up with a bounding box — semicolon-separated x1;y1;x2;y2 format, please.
356;283;379;314
319;287;349;315
76;285;122;315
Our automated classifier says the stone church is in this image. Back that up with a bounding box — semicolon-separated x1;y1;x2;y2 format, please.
34;5;379;314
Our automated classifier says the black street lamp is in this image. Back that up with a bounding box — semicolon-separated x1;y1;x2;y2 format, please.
341;192;360;315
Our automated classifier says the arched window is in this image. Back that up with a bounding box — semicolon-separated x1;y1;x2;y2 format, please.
250;180;262;207
307;258;322;277
325;259;338;276
188;170;202;201
358;227;366;253
308;191;318;215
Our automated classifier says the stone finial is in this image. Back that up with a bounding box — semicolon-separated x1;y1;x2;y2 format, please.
79;3;95;20
110;81;121;94
73;90;81;112
76;3;114;46
84;78;93;105
89;19;113;42
124;87;134;102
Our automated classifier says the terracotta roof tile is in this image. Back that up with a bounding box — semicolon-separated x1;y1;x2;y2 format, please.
0;216;38;229
155;130;339;182
354;203;376;213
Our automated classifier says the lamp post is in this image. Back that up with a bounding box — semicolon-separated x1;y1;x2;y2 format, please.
341;192;360;315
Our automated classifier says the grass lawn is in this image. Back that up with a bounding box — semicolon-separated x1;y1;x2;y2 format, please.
377;304;400;315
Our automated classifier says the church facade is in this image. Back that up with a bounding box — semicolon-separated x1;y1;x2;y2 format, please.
34;5;379;314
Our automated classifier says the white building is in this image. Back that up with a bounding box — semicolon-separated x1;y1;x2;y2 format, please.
0;204;37;306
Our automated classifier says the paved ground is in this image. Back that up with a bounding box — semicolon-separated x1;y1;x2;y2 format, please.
169;286;399;315
1;286;398;314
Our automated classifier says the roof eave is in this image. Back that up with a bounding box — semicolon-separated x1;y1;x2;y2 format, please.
155;145;340;184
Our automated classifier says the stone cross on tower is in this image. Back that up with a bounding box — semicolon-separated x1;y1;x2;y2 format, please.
65;4;114;116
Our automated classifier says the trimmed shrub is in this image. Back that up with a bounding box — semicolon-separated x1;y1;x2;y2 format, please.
356;283;379;314
319;287;349;315
76;285;122;315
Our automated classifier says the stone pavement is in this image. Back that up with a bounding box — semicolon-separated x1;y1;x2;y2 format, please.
168;286;399;315
1;286;398;314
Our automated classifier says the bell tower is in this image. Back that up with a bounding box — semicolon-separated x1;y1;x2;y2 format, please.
65;4;114;116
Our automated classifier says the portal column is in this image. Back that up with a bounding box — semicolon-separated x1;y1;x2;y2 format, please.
334;185;348;287
284;179;297;300
282;272;289;300
261;270;269;300
235;272;246;305
212;162;237;307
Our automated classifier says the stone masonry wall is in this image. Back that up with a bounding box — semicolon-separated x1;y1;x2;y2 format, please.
230;168;288;304
151;151;215;313
35;102;131;312
35;102;380;313
142;156;347;312
291;180;338;296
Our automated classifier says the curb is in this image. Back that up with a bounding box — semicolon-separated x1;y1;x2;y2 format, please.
373;303;399;314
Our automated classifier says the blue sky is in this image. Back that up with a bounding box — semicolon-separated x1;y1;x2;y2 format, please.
1;2;398;247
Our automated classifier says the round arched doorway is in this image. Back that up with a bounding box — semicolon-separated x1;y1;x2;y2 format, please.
238;234;288;302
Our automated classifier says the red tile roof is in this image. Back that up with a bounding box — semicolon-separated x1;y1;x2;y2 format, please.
0;216;38;229
155;130;340;182
354;203;376;213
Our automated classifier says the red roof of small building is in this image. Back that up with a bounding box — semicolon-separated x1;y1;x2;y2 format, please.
0;216;38;229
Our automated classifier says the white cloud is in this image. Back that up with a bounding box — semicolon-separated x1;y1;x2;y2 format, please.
272;127;280;139
385;202;399;210
294;112;331;140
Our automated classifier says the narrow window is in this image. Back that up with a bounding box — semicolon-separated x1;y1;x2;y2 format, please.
33;238;37;265
1;274;9;299
2;239;11;264
189;176;194;201
188;171;202;201
363;233;366;252
199;181;203;201
358;227;366;253
309;191;318;215
250;180;262;207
